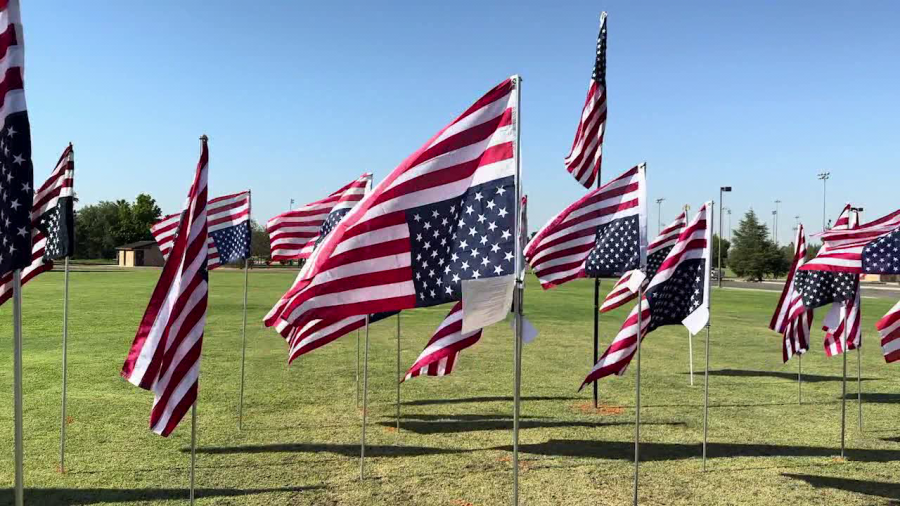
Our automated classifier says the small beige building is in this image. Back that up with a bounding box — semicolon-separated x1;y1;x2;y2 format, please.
116;241;165;267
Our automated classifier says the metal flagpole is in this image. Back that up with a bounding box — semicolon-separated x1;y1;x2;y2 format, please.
633;286;644;505
396;313;401;432
360;315;370;480
702;201;714;472
512;73;524;506
59;257;71;473
238;258;250;430
356;328;361;408
840;303;847;458
798;354;802;405
857;348;862;430
13;269;24;506
688;330;694;386
593;279;600;408
190;402;197;505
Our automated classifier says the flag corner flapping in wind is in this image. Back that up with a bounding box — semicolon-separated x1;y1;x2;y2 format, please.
122;137;209;437
404;301;483;380
564;11;607;189
769;222;812;362
267;77;520;334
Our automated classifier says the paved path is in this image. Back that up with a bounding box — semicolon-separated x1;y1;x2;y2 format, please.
721;279;900;300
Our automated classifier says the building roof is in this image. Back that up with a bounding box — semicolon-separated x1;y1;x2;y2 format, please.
116;240;159;250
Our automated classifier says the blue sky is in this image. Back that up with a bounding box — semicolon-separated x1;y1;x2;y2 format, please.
22;0;900;245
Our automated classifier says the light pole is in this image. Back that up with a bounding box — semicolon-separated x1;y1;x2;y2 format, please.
656;198;665;235
289;198;295;210
774;200;781;246
817;172;830;231
718;186;732;288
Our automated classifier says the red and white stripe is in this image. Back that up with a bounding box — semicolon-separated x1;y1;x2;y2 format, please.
266;78;518;331
151;190;249;270
0;0;26;131
525;164;645;290
582;204;709;386
564;12;607;189
266;174;371;261
876;299;900;363
600;212;686;313
0;144;74;305
803;207;900;274
822;287;861;357
121;138;209;437
769;224;814;362
283;314;367;364
405;301;483;380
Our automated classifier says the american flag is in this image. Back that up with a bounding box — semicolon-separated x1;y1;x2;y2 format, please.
266;173;371;261
582;202;710;387
769;223;813;362
405;301;483;380
265;78;519;332
564;12;607;189
821;285;861;357
0;0;34;278
282;311;397;364
876;299;900;363
121;138;208;437
802;206;900;275
0;144;74;305
796;206;860;309
525;164;646;290
151;190;250;270
600;211;686;313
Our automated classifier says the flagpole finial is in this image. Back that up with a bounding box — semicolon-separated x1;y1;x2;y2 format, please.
199;134;209;142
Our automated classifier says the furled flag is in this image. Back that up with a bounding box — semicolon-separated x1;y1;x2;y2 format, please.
121;138;209;437
582;202;711;387
600;211;686;313
405;301;483;380
821;283;861;356
0;145;74;305
801;207;900;275
876;300;900;363
0;0;35;277
266;77;519;334
266;173;372;262
525;164;646;290
795;205;860;308
769;223;813;362
564;12;607;189
151;190;250;270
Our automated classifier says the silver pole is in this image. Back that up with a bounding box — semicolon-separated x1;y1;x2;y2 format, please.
688;330;694;386
238;259;250;430
360;315;370;480
60;258;71;473
190;401;197;505
512;73;523;506
840;303;847;459
857;348;862;431
396;313;401;433
702;324;710;471
633;287;644;506
356;329;360;408
13;269;24;506
798;354;802;405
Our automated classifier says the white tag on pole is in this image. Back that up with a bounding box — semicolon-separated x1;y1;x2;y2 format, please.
625;269;647;294
461;274;515;333
683;306;709;336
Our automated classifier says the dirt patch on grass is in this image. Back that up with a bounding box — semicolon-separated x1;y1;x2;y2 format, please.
572;401;625;416
498;455;533;471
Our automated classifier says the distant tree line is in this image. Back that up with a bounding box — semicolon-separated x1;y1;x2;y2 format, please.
74;193;272;261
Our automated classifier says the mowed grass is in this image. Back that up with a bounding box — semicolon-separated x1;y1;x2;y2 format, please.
0;268;898;505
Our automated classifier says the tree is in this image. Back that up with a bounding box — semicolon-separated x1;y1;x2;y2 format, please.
74;194;162;259
712;234;730;270
728;209;786;281
250;220;270;259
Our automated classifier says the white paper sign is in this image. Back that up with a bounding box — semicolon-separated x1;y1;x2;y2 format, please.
461;274;515;333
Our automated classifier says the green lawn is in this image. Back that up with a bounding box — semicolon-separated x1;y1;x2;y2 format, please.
0;269;898;505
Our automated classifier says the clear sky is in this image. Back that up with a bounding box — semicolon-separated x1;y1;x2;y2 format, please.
22;0;900;245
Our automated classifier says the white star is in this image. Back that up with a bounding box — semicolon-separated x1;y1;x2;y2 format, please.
466;205;475;215
459;240;468;250
461;261;470;271
423;221;432;230
6;126;15;137
496;187;506;196
475;192;483;201
472;270;481;279
491;243;500;253
21;182;29;193
423;241;431;250
451;252;459;262
16;226;26;237
481;257;490;267
9;199;19;211
471;248;480;258
494;265;504;275
413;214;421;222
501;229;511;240
469;226;477;236
432;210;440;218
488;222;497;232
486;200;496;211
498;207;508;218
504;252;514;262
477;214;486;224
445;286;453;295
12;154;24;165
452;273;461;283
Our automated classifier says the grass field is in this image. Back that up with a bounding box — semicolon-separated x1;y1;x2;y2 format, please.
0;269;898;505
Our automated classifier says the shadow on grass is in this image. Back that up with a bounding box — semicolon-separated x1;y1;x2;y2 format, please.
491;440;900;463
688;369;877;383
402;395;576;407
0;486;321;505
841;393;900;404
784;474;900;501
186;442;466;457
382;419;685;435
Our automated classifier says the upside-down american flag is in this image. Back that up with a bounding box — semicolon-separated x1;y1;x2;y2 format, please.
564;12;607;189
801;206;900;275
582;202;711;387
122;138;208;437
265;77;520;334
266;173;372;262
151;190;250;270
600;211;686;313
405;301;483;380
525;164;646;290
0;0;34;279
876;299;900;363
769;223;813;362
0;144;74;305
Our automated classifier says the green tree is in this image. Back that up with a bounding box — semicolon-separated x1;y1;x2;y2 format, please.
712;234;730;270
74;194;162;259
729;210;786;281
250;220;270;259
